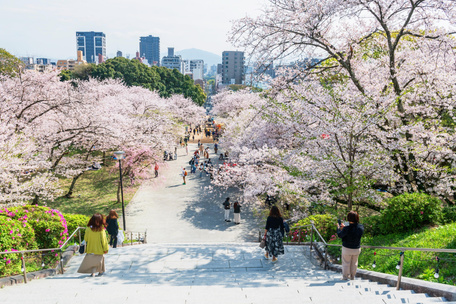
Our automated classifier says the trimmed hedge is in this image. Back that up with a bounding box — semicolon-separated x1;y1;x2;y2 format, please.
64;213;90;241
292;214;337;241
0;206;89;278
0;216;38;276
380;193;442;234
1;205;69;249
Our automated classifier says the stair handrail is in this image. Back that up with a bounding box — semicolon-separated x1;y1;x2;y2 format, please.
283;223;456;290
0;226;147;283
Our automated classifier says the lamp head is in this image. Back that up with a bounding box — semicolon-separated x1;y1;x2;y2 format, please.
114;151;125;160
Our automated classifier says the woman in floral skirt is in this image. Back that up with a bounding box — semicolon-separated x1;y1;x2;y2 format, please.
264;206;285;263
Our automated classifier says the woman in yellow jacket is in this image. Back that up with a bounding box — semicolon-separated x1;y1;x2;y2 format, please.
77;213;109;277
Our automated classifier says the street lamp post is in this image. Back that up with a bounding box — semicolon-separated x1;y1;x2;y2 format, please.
114;151;126;231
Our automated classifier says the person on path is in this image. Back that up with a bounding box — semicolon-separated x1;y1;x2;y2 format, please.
106;210;119;248
264;206;285;263
185;144;188;155
199;144;204;154
181;168;187;185
214;143;218;154
233;201;241;224
154;163;159;178
205;147;210;159
223;197;231;222
191;163;197;174
198;139;201;148
337;211;364;280
77;213;109;277
199;164;204;178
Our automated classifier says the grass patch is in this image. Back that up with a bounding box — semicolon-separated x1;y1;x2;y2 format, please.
48;165;140;217
328;223;456;285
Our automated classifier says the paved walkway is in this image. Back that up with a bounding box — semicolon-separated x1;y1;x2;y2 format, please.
1;135;454;303
1;244;451;304
125;142;262;243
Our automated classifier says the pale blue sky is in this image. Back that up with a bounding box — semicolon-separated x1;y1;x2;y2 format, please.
0;0;264;59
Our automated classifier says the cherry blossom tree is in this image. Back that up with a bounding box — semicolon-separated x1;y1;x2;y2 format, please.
214;0;456;214
0;70;206;206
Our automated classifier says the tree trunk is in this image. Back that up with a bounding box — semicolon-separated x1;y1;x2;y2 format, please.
31;195;39;205
65;172;84;198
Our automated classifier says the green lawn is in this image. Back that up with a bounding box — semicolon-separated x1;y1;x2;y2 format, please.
48;166;140;217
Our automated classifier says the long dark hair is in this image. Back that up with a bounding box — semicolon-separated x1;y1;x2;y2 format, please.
107;210;118;220
87;213;105;232
269;206;282;218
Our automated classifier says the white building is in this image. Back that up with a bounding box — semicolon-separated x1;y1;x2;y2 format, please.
162;48;184;73
183;59;204;80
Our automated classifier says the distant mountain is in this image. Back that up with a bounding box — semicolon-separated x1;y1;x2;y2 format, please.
175;48;222;67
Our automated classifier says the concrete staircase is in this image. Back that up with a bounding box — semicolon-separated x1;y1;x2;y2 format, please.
0;243;454;304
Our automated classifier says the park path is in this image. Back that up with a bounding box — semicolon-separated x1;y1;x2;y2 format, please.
124;139;262;243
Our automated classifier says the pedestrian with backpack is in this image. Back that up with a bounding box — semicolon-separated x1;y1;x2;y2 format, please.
223;197;231;222
181;168;188;185
154;163;159;178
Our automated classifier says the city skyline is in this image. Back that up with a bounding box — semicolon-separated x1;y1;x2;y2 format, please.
0;0;263;60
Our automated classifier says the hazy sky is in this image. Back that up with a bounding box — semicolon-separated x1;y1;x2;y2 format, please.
0;0;264;59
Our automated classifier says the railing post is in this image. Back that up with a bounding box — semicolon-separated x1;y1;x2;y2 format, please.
324;244;328;270
21;252;28;284
298;228;301;245
59;250;64;274
310;225;314;251
144;229;147;244
130;232;133;246
258;230;261;242
396;252;405;290
78;228;81;245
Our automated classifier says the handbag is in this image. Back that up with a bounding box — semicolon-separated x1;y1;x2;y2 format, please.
259;239;266;248
117;230;125;245
79;240;86;254
259;236;266;249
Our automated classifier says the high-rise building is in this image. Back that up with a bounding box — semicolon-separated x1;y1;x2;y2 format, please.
162;48;184;73
20;57;34;65
116;51;123;57
76;31;106;64
36;58;51;65
183;59;204;80
139;35;160;66
221;51;245;84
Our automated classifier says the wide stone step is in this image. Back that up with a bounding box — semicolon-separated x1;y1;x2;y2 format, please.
0;243;451;304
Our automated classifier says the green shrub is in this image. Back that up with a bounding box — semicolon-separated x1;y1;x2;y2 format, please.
293;214;337;241
362;215;382;236
441;205;456;224
64;213;90;242
0;205;68;249
380;193;443;234
0;216;38;276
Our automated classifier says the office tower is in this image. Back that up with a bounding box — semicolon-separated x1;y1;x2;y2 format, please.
20;57;34;65
36;58;51;65
116;51;123;57
183;59;204;80
139;35;160;66
76;31;106;64
221;51;245;84
162;47;184;73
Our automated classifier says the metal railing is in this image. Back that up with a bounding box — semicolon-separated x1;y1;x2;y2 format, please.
0;227;147;283
261;222;456;290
